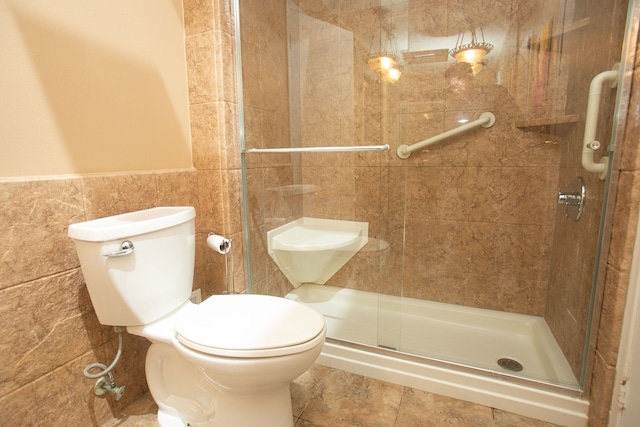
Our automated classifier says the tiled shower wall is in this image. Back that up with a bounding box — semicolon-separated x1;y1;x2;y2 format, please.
237;3;640;425
0;0;242;424
243;1;626;416
243;0;627;382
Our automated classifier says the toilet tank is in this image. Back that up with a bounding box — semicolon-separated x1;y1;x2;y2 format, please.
68;207;196;326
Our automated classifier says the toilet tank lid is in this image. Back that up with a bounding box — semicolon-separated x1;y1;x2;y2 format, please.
68;206;195;242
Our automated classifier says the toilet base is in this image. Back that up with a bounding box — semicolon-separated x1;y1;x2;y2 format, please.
157;409;190;427
145;342;297;427
155;384;294;427
210;384;294;427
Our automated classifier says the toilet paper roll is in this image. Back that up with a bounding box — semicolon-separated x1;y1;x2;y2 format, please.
207;234;231;254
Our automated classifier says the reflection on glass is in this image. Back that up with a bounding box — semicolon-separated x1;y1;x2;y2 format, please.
449;28;494;75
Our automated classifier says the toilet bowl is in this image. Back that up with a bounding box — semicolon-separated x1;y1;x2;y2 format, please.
68;207;326;427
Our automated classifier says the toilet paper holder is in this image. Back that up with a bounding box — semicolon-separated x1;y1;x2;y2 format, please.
207;232;237;294
207;233;231;254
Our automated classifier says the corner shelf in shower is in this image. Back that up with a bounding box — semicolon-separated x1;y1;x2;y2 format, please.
515;114;579;133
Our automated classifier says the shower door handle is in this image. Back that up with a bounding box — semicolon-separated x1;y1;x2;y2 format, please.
582;64;619;180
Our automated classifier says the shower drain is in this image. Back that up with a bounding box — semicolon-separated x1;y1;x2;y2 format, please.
497;358;523;372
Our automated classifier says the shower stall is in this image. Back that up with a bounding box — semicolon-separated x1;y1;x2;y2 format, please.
236;0;633;424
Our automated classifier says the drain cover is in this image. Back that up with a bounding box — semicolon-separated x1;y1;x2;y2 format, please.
497;358;523;372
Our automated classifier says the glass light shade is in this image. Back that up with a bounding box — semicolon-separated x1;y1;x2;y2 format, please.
368;54;396;73
383;67;402;82
449;28;494;76
453;48;487;66
452;49;488;75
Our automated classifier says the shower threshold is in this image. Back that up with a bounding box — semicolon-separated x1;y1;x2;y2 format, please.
285;284;588;427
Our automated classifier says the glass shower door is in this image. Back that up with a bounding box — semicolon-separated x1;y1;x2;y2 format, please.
237;0;630;393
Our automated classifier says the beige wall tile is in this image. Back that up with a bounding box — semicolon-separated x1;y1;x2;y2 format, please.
214;29;238;104
80;173;158;219
186;31;218;104
190;102;222;170
0;353;113;426
0;270;92;396
0;179;84;289
183;0;214;36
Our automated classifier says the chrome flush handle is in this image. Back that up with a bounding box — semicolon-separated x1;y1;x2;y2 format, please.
102;240;135;257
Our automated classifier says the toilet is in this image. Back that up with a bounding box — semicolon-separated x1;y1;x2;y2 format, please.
68;207;326;427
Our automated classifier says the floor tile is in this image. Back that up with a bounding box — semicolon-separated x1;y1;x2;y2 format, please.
395;388;494;426
493;409;564;427
291;364;331;417
98;365;564;427
297;368;404;427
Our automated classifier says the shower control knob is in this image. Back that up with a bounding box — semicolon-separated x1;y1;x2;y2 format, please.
557;177;586;221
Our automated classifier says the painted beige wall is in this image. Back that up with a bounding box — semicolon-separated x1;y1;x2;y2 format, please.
0;0;243;424
0;0;192;177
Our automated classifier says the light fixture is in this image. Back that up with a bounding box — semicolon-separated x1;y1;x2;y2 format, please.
367;7;403;83
449;28;493;75
384;64;402;82
367;54;397;74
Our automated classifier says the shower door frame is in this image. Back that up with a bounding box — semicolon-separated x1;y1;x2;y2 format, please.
233;0;638;398
579;0;638;397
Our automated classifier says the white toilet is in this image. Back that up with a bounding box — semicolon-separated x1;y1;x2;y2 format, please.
68;206;326;427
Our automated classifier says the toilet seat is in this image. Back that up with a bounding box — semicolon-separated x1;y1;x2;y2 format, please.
175;294;326;358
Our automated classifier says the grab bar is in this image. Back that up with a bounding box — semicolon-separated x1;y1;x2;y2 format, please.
246;144;390;153
582;64;619;180
396;112;495;159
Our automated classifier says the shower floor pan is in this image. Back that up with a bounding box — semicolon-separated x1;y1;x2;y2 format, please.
285;284;587;427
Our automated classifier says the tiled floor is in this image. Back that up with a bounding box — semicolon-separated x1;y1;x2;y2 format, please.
102;364;562;427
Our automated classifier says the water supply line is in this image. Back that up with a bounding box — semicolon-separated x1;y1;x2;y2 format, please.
582;64;619;180
83;326;126;400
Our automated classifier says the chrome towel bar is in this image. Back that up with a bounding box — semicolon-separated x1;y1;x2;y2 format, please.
246;144;389;153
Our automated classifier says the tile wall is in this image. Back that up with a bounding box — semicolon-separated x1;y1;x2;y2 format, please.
239;1;640;425
242;0;627;381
